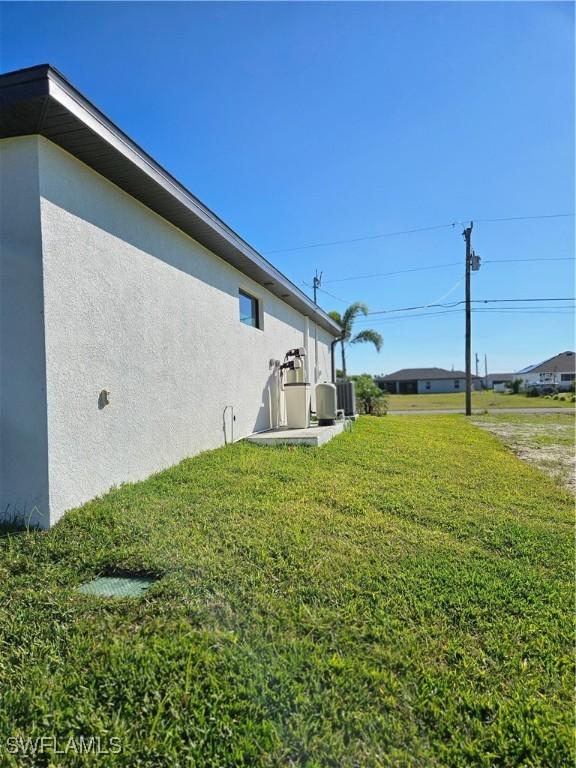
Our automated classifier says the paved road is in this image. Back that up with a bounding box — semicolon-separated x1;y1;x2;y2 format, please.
388;407;575;416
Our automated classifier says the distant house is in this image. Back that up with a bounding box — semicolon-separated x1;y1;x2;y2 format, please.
515;351;575;391
375;368;481;395
485;373;516;390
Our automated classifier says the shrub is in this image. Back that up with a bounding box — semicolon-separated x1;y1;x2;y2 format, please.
510;378;523;394
351;374;389;416
526;387;539;398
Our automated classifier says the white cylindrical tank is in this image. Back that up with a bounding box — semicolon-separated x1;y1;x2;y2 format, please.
285;383;310;429
316;382;337;425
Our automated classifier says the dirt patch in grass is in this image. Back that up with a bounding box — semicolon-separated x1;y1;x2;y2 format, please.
473;414;575;493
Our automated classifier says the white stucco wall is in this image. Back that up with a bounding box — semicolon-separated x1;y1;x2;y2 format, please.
0;138;50;528
517;372;574;391
29;137;333;525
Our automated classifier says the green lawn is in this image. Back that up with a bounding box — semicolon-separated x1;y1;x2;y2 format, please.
387;390;575;410
0;417;573;766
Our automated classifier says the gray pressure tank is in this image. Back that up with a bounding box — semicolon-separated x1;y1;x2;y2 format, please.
316;382;337;426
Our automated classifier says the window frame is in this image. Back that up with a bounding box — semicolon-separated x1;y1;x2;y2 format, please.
238;288;263;330
453;379;460;389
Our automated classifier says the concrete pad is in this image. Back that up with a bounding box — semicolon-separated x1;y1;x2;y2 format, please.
245;421;346;447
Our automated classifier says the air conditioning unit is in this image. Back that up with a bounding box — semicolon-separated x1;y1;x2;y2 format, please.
336;380;356;417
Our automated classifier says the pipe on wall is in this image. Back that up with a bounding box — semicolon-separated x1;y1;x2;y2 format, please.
331;337;342;383
303;317;310;384
223;405;234;444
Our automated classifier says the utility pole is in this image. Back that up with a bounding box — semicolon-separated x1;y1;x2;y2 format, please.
312;270;322;385
463;222;473;416
484;354;488;389
312;270;322;305
475;352;479;378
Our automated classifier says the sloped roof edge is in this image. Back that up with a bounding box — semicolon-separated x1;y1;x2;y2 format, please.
0;64;340;336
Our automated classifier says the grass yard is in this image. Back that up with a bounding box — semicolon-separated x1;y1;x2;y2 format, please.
473;412;575;493
387;390;575;410
0;417;573;766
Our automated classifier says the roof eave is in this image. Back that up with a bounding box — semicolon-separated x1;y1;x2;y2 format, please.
0;64;340;337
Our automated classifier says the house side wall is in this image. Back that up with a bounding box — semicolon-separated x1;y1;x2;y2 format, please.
0;137;50;527
314;326;334;387
517;371;574;390
416;378;467;394
37;138;333;524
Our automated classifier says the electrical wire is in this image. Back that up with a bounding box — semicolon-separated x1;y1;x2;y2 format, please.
301;281;350;305
484;257;575;265
266;223;458;254
424;275;466;307
358;309;464;323
475;213;575;224
366;297;575;315
321;256;574;285
355;306;574;326
264;213;574;254
322;262;461;284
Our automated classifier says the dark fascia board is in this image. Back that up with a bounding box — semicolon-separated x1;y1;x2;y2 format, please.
0;64;340;336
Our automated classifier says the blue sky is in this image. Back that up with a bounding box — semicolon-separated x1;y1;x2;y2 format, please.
1;1;573;375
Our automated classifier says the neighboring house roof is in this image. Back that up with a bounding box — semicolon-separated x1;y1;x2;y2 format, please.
516;351;575;376
485;373;516;384
0;64;340;337
377;367;478;381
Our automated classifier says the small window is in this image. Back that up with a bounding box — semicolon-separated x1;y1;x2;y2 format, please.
561;373;575;382
425;381;431;390
239;290;260;328
454;380;460;389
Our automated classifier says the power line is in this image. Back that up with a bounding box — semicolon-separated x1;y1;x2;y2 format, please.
302;281;349;305
473;305;575;311
264;213;574;254
474;309;574;315
472;297;575;304
266;223;457;254
364;296;575;317
303;256;573;305
358;309;464;323
484;257;575;264
323;262;461;284
355;306;574;325
321;256;574;285
475;213;575;224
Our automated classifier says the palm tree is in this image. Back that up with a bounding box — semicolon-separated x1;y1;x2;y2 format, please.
328;302;383;380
